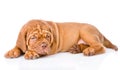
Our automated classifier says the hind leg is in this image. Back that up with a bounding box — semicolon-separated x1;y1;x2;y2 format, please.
83;43;105;56
81;34;105;56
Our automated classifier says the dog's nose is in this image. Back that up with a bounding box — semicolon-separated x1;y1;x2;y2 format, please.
41;42;47;49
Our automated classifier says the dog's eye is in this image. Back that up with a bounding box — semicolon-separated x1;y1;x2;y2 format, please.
30;36;37;40
46;34;50;39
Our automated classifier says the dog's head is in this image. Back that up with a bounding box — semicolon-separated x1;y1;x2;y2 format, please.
16;20;58;56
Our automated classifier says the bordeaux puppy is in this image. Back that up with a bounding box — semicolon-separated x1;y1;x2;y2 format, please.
5;20;118;59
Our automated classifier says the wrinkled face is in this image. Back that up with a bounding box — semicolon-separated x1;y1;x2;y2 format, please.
27;28;53;56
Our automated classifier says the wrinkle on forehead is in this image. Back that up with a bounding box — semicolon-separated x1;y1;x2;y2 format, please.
27;23;42;36
26;21;52;46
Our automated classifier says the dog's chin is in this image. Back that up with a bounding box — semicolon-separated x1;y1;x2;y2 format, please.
34;46;51;56
38;50;49;56
39;52;47;56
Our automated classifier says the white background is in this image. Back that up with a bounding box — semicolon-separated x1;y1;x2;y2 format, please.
0;0;120;70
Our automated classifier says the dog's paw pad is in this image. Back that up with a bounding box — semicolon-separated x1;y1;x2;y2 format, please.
24;51;39;59
5;48;21;58
83;47;95;56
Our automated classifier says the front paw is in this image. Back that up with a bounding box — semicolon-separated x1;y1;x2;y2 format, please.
24;51;40;59
5;48;21;58
83;47;95;56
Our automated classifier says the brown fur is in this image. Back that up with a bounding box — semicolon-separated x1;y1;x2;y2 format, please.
5;19;118;59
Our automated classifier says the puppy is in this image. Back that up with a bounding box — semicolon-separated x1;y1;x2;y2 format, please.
5;20;118;59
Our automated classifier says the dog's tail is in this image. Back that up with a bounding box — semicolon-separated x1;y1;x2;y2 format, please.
103;36;118;51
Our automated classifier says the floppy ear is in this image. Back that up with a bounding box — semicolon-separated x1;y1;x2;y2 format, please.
45;21;60;53
16;24;28;53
